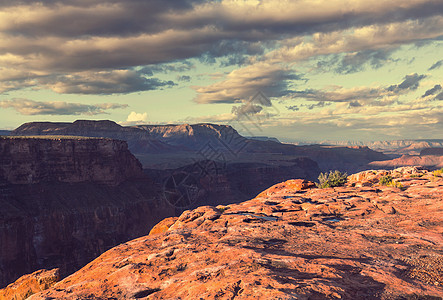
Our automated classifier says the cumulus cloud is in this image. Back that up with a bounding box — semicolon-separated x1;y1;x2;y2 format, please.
0;99;127;115
119;111;149;126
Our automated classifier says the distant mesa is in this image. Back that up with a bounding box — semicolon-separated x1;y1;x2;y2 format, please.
420;147;443;156
246;136;281;143
11;120;390;173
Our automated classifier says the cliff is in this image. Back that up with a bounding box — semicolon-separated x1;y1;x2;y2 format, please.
17;168;442;299
0;136;143;185
421;147;443;156
369;154;443;170
11;120;390;173
0;137;174;288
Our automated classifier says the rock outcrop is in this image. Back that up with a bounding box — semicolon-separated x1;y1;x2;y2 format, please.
24;169;443;299
0;136;174;288
0;136;143;185
0;269;59;300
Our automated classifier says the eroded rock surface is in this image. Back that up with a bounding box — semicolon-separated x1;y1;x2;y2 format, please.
27;169;443;299
0;268;59;300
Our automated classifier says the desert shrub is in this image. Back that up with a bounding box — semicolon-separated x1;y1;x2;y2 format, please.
317;170;347;188
379;175;405;190
432;168;443;177
379;175;393;186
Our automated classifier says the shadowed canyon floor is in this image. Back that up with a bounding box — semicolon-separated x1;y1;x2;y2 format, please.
7;167;441;299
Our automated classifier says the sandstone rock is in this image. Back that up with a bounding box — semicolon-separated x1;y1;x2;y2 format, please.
0;268;59;300
256;179;316;198
149;217;178;236
27;171;443;299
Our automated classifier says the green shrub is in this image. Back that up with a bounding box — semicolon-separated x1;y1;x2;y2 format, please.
432;168;443;177
379;175;405;190
317;170;347;188
379;175;393;186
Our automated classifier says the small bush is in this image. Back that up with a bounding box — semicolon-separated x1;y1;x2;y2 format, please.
379;175;405;190
432;168;443;177
379;175;393;186
317;170;347;188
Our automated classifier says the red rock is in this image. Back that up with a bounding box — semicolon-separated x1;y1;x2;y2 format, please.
149;217;178;236
0;268;59;300
256;179;316;198
22;171;443;299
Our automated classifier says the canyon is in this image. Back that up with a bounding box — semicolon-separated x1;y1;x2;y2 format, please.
11;120;390;173
3;167;440;299
0;136;175;288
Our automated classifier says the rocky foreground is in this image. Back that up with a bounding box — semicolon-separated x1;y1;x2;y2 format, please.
3;167;443;299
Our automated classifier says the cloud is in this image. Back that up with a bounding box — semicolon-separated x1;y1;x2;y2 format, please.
289;73;426;107
0;99;127;115
286;102;331;111
44;70;175;95
0;69;175;95
428;60;443;70
192;62;303;104
387;73;426;92
422;84;442;97
0;0;442;97
177;75;191;82
231;103;263;116
267;16;443;63
119;111;148;126
316;49;398;74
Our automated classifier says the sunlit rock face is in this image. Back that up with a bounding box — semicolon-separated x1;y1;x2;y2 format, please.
0;137;174;288
22;168;443;299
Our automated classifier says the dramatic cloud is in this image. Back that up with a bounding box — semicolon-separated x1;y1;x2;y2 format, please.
45;70;175;95
0;99;127;115
0;0;442;96
289;73;426;105
192;62;303;104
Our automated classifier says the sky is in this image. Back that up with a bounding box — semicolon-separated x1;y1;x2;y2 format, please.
0;0;442;142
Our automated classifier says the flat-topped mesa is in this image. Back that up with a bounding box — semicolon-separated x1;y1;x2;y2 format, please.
0;136;143;185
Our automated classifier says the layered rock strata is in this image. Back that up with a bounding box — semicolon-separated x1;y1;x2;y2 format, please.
0;137;173;288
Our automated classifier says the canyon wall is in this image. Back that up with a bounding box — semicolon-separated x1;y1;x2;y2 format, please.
0;137;174;288
0;136;143;185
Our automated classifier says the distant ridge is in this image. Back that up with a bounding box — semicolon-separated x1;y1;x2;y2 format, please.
12;120;390;172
